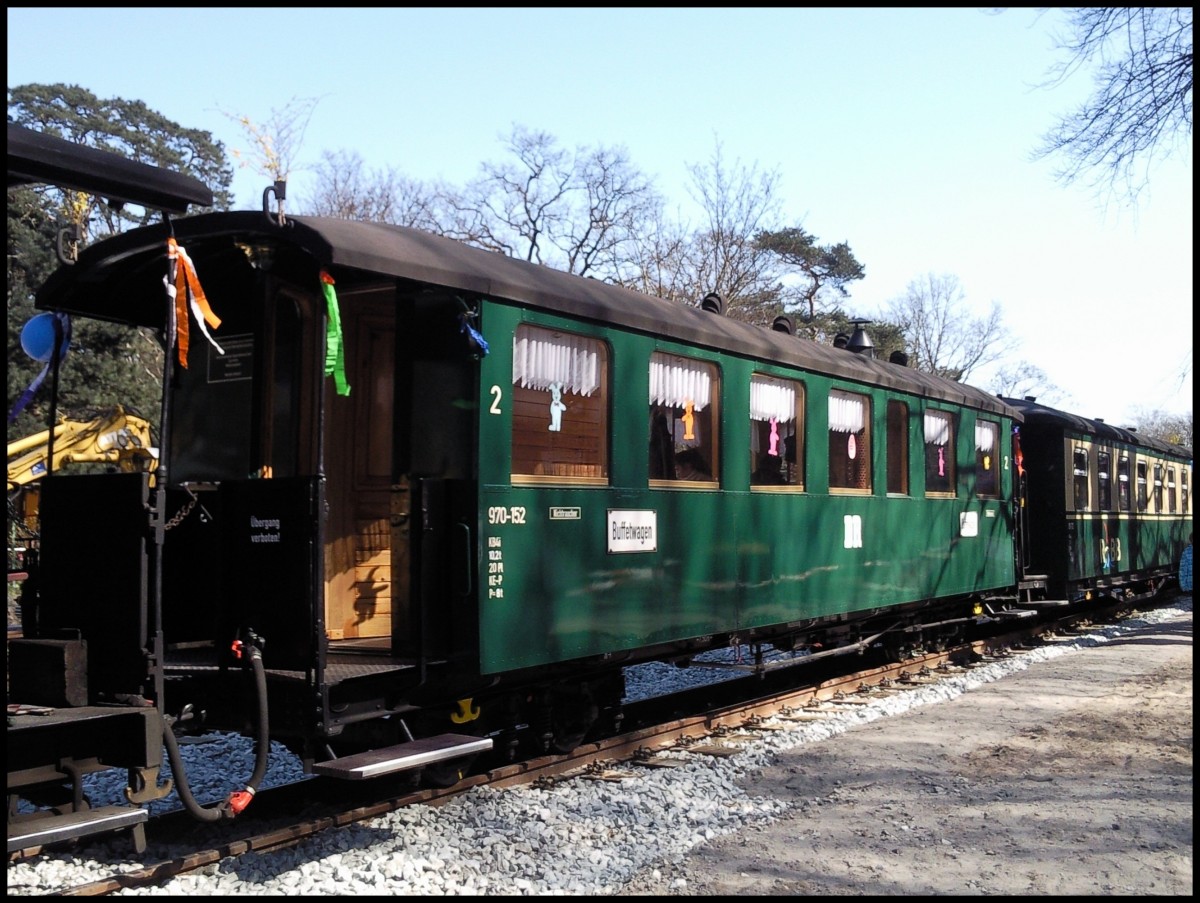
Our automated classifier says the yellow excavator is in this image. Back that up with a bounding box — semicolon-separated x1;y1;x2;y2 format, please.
8;405;157;488
7;406;157;565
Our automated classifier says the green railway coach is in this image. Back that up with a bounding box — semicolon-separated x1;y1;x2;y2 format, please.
25;210;1027;786
1004;396;1192;602
476;301;1021;672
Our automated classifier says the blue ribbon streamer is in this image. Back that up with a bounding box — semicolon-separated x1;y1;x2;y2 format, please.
459;312;489;357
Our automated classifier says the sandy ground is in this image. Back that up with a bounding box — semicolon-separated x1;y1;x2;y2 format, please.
621;601;1193;896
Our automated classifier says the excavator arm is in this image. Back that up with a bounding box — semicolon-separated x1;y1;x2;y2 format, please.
7;405;157;489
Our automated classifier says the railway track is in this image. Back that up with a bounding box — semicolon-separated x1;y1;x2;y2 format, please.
14;592;1171;896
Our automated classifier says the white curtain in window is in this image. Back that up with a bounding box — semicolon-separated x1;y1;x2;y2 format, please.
924;411;951;445
750;376;796;423
974;422;996;452
512;325;600;395
649;353;711;409
828;392;865;434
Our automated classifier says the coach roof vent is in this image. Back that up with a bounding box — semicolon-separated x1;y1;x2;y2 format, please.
889;350;909;366
772;315;795;335
833;333;850;349
846;319;875;358
700;292;724;315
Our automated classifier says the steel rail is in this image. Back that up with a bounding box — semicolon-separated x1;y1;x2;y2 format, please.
31;592;1176;896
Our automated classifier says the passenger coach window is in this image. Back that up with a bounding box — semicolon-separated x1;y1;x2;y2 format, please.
649;352;719;485
1097;450;1113;510
1072;447;1089;510
511;324;608;483
1167;468;1177;512
975;420;999;497
1117;454;1131;511
923;409;955;496
886;401;909;495
750;374;804;488
1183;470;1190;513
828;389;871;492
1136;462;1148;511
1152;463;1164;511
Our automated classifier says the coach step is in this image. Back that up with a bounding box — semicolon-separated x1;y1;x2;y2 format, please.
7;804;147;855
313;733;494;780
985;605;1038;620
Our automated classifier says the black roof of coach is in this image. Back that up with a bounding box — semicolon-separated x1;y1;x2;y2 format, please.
38;211;1017;418
1002;396;1191;458
7;123;213;214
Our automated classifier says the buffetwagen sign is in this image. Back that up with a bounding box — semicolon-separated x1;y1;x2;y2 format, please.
607;509;657;553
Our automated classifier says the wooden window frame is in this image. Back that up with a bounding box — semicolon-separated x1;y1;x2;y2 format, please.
1072;446;1090;511
648;352;720;489
828;389;872;494
749;373;805;491
1097;449;1113;511
886;400;909;496
1117;453;1132;512
510;324;609;486
923;409;956;498
975;419;1000;498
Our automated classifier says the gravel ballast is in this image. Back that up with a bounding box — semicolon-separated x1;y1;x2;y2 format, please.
7;598;1191;896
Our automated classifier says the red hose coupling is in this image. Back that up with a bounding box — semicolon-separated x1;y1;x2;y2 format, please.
227;787;256;815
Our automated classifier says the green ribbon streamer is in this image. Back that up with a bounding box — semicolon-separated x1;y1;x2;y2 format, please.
322;276;351;396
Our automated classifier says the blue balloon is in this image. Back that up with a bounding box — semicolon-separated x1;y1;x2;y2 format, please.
20;313;60;362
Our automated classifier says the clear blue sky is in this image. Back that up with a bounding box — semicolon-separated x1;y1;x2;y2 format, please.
8;7;1193;423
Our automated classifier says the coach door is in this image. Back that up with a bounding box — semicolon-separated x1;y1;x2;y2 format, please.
1013;427;1032;575
323;288;407;647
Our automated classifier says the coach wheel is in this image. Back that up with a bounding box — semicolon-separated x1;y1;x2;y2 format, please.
421;755;478;789
537;684;599;755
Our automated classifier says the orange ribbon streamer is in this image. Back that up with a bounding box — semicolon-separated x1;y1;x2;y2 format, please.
168;238;221;368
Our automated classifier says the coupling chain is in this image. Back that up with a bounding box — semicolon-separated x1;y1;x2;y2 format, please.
164;494;198;531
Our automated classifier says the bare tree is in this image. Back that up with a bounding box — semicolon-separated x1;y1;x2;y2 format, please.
608;202;693;302
607;137;868;329
307;149;439;228
885;274;1017;382
1129;407;1192;448
437;126;660;280
680;138;784;313
987;361;1066;406
1032;8;1193;201
299;126;864;333
302;127;803;316
446;126;573;263
561;144;660;278
221;96;321;185
221;95;323;222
